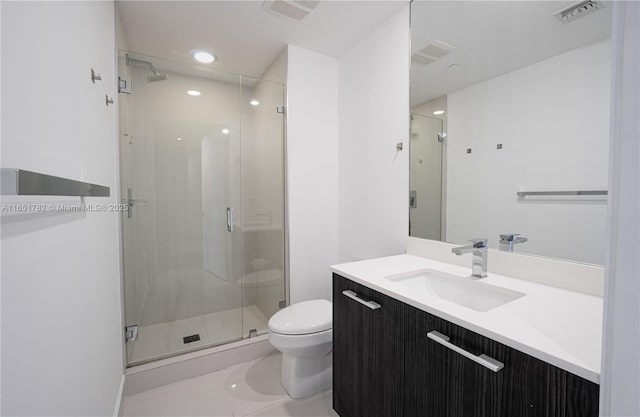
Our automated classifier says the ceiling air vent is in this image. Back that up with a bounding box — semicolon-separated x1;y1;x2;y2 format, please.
553;0;604;24
263;1;320;22
411;40;456;67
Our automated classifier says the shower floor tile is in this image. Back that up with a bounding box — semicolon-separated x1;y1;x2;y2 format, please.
167;316;209;353
130;305;269;364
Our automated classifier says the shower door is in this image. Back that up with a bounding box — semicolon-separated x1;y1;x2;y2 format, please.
118;52;286;366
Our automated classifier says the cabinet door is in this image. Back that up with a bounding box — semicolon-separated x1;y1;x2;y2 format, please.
332;274;406;417
502;348;600;417
405;307;600;417
405;308;504;417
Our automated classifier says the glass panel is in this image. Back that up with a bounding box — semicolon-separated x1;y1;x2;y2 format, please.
120;52;247;366
118;53;142;366
410;113;443;241
240;76;286;338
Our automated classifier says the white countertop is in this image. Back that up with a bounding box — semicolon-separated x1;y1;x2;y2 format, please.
330;254;602;384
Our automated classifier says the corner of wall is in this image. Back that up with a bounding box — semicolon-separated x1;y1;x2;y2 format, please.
260;47;288;84
337;4;410;263
115;3;129;52
285;45;339;303
114;375;126;417
599;2;640;416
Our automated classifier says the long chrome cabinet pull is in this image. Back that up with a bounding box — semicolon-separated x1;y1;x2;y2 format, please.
342;290;381;310
427;330;504;372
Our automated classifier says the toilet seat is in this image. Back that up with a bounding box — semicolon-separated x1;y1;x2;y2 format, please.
269;328;332;351
268;299;332;335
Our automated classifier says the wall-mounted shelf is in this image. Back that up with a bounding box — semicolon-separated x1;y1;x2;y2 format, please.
1;168;110;197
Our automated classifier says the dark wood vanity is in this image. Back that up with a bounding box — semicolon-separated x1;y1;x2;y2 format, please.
332;273;599;417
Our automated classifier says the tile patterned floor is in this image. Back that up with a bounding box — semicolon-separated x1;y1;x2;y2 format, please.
131;306;269;364
123;353;338;417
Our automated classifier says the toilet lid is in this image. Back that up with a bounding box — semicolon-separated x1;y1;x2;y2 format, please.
268;299;332;335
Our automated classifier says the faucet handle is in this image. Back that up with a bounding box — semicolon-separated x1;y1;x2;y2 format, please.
467;238;488;249
499;233;520;241
500;233;527;243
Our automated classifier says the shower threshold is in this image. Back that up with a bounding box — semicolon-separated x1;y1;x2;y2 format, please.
128;305;269;366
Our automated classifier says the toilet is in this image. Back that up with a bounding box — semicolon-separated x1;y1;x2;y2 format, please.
268;299;333;399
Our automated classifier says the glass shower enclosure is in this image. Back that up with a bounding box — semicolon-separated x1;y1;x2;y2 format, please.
118;52;286;366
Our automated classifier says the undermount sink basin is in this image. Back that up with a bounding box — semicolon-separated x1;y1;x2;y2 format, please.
385;269;525;312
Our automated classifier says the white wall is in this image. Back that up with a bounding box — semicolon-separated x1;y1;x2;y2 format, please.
600;2;640;416
446;41;611;265
286;5;410;301
337;5;410;262
1;2;124;415
286;45;339;303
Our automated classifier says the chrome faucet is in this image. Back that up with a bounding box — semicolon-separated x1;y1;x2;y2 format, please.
499;233;528;252
452;238;488;278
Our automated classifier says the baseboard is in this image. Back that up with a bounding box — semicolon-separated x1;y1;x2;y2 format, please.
124;335;276;396
113;374;125;417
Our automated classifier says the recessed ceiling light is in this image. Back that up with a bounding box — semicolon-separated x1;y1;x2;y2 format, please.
176;137;183;141
191;50;216;64
433;110;445;115
222;128;230;135
187;90;201;96
250;99;260;106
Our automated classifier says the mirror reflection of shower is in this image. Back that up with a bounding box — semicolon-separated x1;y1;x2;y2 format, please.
409;95;447;241
126;53;168;82
118;51;286;366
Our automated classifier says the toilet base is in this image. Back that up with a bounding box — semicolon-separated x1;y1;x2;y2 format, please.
280;352;332;398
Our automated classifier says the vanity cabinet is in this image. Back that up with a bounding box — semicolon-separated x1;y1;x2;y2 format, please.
333;273;599;417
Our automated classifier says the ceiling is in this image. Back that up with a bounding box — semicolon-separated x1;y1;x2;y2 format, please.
411;1;613;106
116;0;409;79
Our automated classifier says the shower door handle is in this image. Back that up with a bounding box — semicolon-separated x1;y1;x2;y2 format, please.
226;207;235;233
125;187;147;218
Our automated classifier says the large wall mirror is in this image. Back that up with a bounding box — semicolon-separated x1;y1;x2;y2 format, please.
410;1;612;265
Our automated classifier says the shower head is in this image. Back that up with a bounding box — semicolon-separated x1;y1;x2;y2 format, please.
147;73;167;83
126;54;168;83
